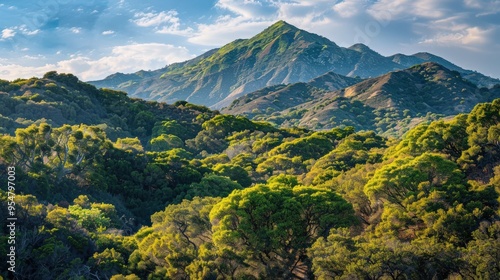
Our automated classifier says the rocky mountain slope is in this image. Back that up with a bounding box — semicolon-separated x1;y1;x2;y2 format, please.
223;62;500;136
223;71;361;115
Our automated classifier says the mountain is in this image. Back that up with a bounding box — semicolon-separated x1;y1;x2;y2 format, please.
389;52;499;88
224;62;500;135
346;43;402;78
308;71;363;91
91;21;356;108
89;21;500;109
223;71;361;116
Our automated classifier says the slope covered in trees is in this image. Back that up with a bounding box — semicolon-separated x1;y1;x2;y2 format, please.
0;75;499;279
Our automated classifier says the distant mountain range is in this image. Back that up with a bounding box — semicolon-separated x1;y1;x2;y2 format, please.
89;21;500;110
223;62;500;135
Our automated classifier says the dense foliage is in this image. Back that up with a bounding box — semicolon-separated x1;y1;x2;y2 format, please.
0;73;499;279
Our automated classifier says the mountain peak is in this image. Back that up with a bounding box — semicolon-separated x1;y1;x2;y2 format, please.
407;61;457;76
269;20;298;31
252;20;338;50
348;43;373;53
255;20;301;39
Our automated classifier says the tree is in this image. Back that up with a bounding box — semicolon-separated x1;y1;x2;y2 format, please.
392;115;468;160
210;183;355;278
115;137;144;154
328;164;383;225
110;274;141;280
459;99;500;180
0;123;109;182
256;155;306;176
305;131;385;185
175;174;242;202
366;153;497;244
309;228;357;279
310;232;463;280
52;124;108;181
213;163;252;187
3;123;53;171
149;134;184;151
364;153;463;207
129;197;220;279
89;248;126;279
462;222;500;278
268;134;334;160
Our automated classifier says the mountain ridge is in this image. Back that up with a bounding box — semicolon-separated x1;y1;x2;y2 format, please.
89;21;500;109
223;62;500;136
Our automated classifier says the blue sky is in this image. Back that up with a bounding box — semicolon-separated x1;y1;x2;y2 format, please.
0;0;499;81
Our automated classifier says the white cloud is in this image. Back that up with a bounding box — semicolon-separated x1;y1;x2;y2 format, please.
19;25;40;36
189;0;282;46
367;0;410;20
0;25;39;40
70;27;82;34
188;16;273;46
23;54;46;60
132;10;193;36
368;0;446;20
463;0;482;9
412;5;496;49
463;0;500;13
156;25;194;36
216;0;278;18
0;64;56;80
0;43;194;81
102;30;115;35
461;27;491;45
1;28;16;39
133;11;178;27
189;0;338;46
474;0;500;16
411;0;446;19
333;0;368;18
420;26;492;46
430;16;469;32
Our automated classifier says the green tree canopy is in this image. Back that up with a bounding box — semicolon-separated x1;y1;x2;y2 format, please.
210;183;355;278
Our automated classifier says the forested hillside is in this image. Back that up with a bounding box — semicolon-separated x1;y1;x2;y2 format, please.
0;74;499;279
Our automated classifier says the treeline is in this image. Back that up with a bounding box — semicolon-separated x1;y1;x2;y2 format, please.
0;73;499;279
